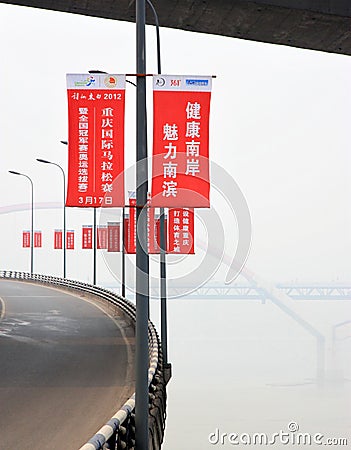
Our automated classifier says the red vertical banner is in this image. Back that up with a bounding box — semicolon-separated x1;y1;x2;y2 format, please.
124;217;129;253
97;225;108;249
22;231;30;248
54;230;63;249
34;231;42;248
148;206;158;254
128;197;136;254
151;75;212;208
66;230;75;250
168;208;195;254
155;216;168;254
66;74;125;208
82;225;93;249
107;222;120;252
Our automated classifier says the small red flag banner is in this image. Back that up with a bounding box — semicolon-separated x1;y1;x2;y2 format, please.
82;225;93;249
168;208;195;254
66;73;126;208
126;197;137;254
151;75;212;208
66;230;75;250
22;231;30;248
34;231;42;248
97;225;108;249
54;230;62;249
155;215;168;253
107;222;120;252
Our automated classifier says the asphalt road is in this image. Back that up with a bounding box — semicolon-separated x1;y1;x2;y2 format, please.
0;279;135;450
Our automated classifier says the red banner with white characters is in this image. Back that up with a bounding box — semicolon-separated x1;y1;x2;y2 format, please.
151;75;211;208
97;225;108;249
125;196;159;254
107;222;120;252
66;230;75;250
54;230;62;249
148;205;157;254
168;208;195;254
127;197;137;254
34;231;42;248
22;231;30;248
82;225;93;249
66;73;125;208
124;207;193;254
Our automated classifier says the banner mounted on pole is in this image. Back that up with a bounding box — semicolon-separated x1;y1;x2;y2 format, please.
66;73;126;208
97;225;108;249
22;231;30;248
82;225;93;249
107;222;120;252
34;231;42;248
151;75;212;208
168;208;195;254
66;230;75;250
54;230;63;249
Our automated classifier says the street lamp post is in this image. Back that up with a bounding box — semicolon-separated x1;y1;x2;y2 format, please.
146;0;169;367
36;158;67;278
136;1;150;448
9;170;34;275
122;206;126;297
61;139;98;284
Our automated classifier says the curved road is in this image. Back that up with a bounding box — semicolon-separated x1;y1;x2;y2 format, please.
0;279;135;450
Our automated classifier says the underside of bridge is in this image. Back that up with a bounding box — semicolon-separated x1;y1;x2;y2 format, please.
1;0;350;55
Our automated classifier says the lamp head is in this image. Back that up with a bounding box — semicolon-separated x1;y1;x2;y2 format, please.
60;140;68;145
88;70;107;74
36;158;51;164
9;170;21;175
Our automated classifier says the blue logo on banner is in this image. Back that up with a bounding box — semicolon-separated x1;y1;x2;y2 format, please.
186;79;208;86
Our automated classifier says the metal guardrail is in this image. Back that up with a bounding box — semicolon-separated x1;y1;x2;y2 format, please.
0;270;167;450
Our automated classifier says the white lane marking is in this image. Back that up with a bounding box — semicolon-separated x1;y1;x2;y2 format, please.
0;296;5;321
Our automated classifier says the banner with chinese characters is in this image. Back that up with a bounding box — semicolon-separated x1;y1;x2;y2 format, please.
151;75;211;208
126;197;137;254
168;208;195;254
66;230;75;250
54;230;62;249
66;74;125;208
148;203;158;254
22;231;30;248
82;225;93;249
34;231;42;248
124;208;193;254
97;225;108;249
107;222;120;252
125;195;159;254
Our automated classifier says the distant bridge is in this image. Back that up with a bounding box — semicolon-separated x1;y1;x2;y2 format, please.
118;283;351;300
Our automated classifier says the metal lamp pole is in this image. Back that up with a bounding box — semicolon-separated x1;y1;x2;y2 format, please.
9;170;34;275
135;0;149;448
122;206;126;297
36;158;67;278
61;138;97;284
146;0;169;366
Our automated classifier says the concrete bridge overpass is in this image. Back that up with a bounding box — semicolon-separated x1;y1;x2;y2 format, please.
0;278;134;449
1;0;350;55
0;272;166;450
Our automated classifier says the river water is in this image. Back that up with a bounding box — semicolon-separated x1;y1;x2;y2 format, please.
148;297;351;449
